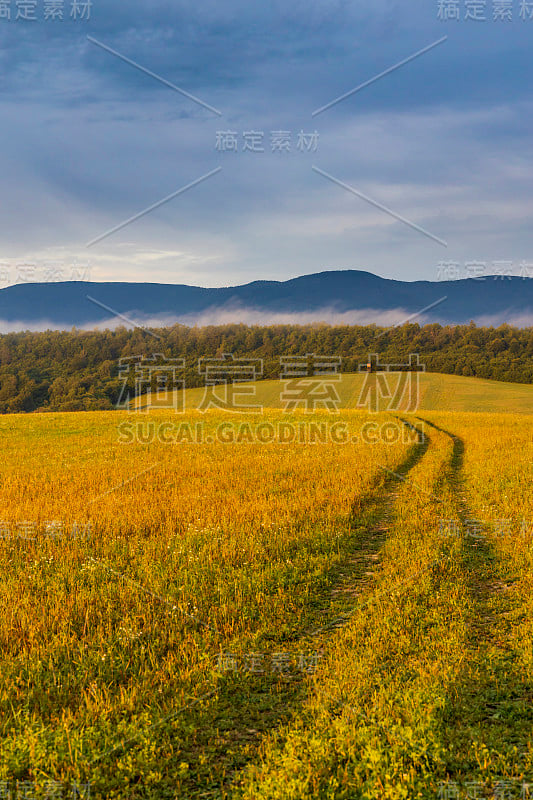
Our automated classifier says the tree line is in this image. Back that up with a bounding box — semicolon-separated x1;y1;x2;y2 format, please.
0;321;531;413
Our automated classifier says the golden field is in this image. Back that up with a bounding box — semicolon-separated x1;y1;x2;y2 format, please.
0;382;532;799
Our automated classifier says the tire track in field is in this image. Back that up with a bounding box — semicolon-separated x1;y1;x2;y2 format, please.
420;419;533;792
173;421;431;799
308;418;429;636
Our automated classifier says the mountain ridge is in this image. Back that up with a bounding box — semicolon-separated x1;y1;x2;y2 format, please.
0;269;532;330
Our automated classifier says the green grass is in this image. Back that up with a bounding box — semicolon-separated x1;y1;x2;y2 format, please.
158;372;533;415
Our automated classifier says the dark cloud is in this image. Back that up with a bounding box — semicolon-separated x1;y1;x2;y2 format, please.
0;0;531;285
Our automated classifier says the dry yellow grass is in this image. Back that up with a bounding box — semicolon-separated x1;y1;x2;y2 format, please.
0;408;414;798
0;403;531;798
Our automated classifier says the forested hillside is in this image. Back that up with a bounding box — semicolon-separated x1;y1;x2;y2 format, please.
0;322;531;413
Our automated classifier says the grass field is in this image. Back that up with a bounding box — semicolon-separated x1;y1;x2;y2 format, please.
152;372;533;415
1;373;532;799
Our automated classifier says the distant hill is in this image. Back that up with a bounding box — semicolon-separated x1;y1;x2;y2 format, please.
0;270;532;330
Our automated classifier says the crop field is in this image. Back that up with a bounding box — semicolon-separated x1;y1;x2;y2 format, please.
0;379;532;799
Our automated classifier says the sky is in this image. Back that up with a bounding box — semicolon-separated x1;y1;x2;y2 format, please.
0;0;532;288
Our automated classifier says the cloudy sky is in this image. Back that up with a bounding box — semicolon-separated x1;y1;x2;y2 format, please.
0;0;532;287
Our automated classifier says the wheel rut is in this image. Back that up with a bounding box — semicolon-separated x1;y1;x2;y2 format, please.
188;420;432;798
420;418;532;790
310;417;429;637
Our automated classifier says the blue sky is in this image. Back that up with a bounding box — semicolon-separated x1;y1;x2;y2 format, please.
0;0;532;286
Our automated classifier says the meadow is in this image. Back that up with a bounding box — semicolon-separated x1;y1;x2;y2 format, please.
152;371;533;416
0;374;532;799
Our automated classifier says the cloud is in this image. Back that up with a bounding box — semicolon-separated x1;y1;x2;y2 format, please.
1;303;532;334
1;0;532;287
0;307;414;333
476;312;533;328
